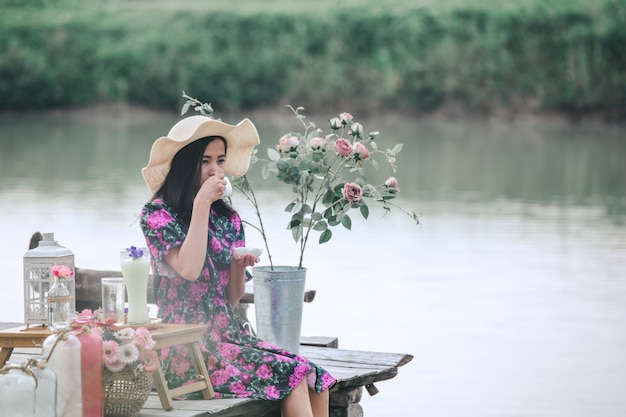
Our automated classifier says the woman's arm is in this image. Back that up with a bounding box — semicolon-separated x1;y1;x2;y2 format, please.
227;253;258;306
164;176;224;281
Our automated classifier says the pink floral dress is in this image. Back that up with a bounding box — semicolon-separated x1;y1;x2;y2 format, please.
140;199;336;400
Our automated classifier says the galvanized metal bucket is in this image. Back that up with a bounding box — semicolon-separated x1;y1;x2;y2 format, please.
252;266;306;354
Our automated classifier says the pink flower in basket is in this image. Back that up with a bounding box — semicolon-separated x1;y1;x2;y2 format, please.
73;309;158;374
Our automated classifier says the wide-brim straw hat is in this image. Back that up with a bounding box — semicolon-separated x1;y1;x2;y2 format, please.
142;115;260;193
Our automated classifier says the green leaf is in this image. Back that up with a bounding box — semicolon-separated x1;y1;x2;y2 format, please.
268;148;281;161
312;212;323;221
291;226;301;243
291;200;303;214
313;221;328;231
322;189;335;205
328;216;341;226
390;144;404;154
360;204;370;219
261;164;270;180
319;229;332;244
341;215;352;230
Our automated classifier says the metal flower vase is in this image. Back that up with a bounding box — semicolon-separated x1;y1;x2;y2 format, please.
252;266;306;354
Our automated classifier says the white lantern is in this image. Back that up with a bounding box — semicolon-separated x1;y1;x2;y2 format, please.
23;232;75;328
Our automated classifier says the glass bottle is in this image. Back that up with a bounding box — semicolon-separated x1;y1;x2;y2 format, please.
26;358;57;417
0;365;37;417
43;332;83;417
46;276;71;330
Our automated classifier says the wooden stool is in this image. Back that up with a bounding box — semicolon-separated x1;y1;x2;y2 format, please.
0;326;48;367
149;323;215;410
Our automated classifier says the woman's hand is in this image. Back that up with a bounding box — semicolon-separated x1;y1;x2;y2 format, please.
232;251;260;268
227;251;259;306
194;175;228;208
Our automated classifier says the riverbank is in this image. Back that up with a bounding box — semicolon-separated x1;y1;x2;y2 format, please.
2;101;624;130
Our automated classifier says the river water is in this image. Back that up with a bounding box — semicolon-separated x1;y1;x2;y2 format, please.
0;106;624;417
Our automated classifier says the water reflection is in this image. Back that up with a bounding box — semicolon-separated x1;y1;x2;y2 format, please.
2;112;624;215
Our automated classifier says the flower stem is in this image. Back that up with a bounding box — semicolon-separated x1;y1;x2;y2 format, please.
238;176;274;269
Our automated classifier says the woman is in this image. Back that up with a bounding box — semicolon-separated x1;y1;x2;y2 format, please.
140;115;336;417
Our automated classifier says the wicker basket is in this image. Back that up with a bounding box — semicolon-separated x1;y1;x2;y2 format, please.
104;369;153;417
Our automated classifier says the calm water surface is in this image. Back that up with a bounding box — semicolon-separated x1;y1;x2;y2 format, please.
0;108;624;417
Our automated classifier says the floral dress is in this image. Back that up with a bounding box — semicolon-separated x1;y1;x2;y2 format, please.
140;199;336;400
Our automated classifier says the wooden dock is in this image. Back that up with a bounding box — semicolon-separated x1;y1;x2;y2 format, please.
1;323;412;417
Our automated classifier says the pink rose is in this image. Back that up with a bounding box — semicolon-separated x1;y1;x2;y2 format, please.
342;183;363;203
334;138;353;157
309;136;327;151
352;142;370;160
385;177;398;188
278;134;299;153
339;112;353;124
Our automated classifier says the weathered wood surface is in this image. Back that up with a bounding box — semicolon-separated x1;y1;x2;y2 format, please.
4;334;413;417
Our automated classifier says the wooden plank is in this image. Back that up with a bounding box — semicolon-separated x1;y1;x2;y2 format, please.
300;336;338;348
300;346;414;367
139;395;281;417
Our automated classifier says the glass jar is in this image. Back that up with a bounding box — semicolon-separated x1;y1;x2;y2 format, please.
0;365;37;417
43;332;83;417
46;276;71;330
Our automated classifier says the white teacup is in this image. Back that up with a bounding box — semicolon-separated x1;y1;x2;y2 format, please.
223;177;233;198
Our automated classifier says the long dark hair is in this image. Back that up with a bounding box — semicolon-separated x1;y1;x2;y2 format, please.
155;136;236;226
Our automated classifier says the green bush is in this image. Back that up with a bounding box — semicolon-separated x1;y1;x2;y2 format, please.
0;0;624;119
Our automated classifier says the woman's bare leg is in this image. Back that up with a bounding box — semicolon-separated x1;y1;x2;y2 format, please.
309;388;329;417
281;378;313;417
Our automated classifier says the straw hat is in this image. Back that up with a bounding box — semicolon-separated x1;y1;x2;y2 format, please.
142;115;260;193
